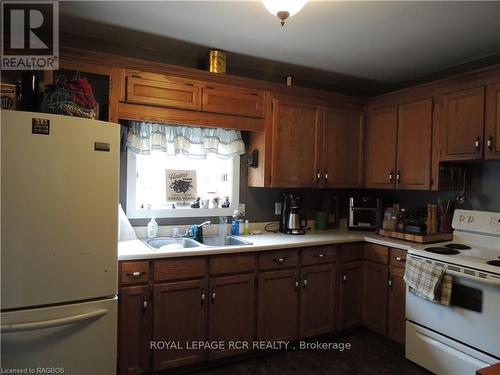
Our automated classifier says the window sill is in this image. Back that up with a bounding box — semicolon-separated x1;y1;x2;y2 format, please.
126;207;235;219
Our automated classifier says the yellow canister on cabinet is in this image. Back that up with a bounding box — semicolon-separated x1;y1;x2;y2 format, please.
209;50;227;73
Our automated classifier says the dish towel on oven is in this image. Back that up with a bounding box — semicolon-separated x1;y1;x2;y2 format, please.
404;257;453;306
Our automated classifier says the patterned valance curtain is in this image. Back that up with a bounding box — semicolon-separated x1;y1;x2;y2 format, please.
126;121;246;159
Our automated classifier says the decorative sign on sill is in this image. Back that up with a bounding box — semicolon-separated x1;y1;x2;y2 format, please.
166;170;197;202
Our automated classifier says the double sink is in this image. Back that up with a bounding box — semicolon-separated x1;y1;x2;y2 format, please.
146;235;252;251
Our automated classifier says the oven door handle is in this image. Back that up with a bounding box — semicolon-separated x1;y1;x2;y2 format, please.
445;268;500;287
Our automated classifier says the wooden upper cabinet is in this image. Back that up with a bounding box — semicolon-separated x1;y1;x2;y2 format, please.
322;108;364;188
396;99;433;190
125;71;201;111
364;107;398;189
201;84;265;118
485;82;500;159
440;87;485;160
270;97;321;187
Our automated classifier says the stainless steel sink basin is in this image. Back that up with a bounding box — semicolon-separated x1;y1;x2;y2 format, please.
146;237;201;250
200;235;252;247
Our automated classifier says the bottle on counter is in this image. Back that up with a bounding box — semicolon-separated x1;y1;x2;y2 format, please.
147;217;158;239
231;210;240;236
244;220;250;235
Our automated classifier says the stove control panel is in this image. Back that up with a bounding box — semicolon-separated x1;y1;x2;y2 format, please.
453;209;500;235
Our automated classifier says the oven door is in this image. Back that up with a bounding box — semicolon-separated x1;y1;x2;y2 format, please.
406;256;500;358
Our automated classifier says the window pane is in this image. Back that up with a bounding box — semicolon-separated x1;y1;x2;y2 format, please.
135;151;234;210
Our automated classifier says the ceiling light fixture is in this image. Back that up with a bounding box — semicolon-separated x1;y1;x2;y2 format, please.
262;0;308;26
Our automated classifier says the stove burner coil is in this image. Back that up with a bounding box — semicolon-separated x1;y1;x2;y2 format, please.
445;243;471;250
424;247;460;255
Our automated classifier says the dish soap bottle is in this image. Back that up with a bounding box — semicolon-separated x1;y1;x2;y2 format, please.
231;210;240;236
147;217;158;239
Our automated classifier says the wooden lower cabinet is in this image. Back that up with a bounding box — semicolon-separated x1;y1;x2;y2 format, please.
153;279;208;371
363;261;389;335
339;261;364;330
299;263;337;337
257;269;299;341
388;265;407;344
119;285;152;375
208;274;255;360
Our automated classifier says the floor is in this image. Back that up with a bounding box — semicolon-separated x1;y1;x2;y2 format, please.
193;330;431;375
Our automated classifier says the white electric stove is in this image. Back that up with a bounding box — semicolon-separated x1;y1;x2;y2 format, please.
406;209;500;375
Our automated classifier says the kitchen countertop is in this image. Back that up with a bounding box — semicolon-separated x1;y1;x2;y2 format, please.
118;230;415;261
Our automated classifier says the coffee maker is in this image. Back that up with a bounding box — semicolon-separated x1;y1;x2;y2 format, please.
280;193;307;235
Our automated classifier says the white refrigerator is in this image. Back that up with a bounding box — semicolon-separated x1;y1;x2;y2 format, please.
1;110;119;374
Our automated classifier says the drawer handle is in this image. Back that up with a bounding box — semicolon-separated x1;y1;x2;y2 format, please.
395;257;406;262
274;257;286;264
185;82;194;87
206;86;215;90
316;253;325;258
131;74;141;79
250;92;259;96
126;271;145;278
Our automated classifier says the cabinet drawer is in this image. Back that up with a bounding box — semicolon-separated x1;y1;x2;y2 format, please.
154;257;207;282
259;250;299;270
364;243;389;265
201;84;264;118
300;246;338;265
339;243;365;262
125;72;200;110
390;248;407;269
209;254;256;275
120;261;150;285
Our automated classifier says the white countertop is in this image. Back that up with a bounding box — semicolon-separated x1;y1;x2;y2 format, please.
118;230;415;261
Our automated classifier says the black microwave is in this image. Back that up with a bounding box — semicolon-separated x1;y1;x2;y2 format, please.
348;197;382;231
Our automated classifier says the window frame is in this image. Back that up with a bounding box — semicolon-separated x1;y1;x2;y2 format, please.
125;150;240;219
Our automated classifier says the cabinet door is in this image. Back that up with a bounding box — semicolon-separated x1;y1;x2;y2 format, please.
271;98;321;187
365;107;398;189
440;87;485;160
485;83;500;159
201;85;265;118
153;280;208;371
299;264;337;338
257;269;299;341
125;72;200;111
208;274;255;360
322;108;364;188
396;99;433;190
388;266;406;344
339;261;363;330
119;285;152;375
363;261;388;336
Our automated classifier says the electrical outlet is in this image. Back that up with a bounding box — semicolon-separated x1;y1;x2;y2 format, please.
275;202;282;215
238;203;246;217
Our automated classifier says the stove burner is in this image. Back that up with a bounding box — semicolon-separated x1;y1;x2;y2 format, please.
425;247;460;255
486;260;500;267
445;243;472;250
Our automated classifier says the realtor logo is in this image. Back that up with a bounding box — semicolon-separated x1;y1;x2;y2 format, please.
1;1;59;70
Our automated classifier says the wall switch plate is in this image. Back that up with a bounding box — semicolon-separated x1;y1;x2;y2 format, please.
275;202;282;215
238;203;246;217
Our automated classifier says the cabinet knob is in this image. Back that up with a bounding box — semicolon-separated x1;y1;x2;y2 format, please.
201;289;206;304
487;136;493;151
211;288;216;303
295;279;299;291
324;170;329;183
343;275;347;282
143;296;148;310
316;169;322;183
303;279;308;288
396;170;401;183
395;256;406;262
389;170;394;183
475;137;481;151
388;278;393;289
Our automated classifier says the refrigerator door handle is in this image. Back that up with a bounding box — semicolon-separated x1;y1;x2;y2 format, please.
1;308;108;333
